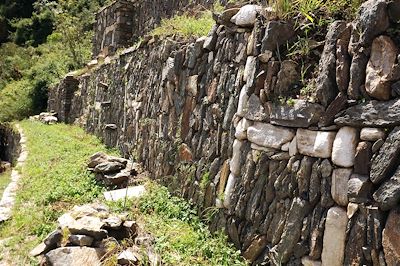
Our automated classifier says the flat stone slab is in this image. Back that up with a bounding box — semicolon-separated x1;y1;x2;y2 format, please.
297;129;336;158
335;99;400;127
247;122;295;149
103;186;146;202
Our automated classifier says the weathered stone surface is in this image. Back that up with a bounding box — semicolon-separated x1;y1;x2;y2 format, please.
321;207;348;266
88;152;108;168
354;141;372;175
334;99;400;127
235;118;251;140
348;51;368;100
223;174;236;209
103;171;130;186
243;235;267;262
296;129;336;158
344;210;367;265
230;139;244;176
230;5;261;27
67;216;107;240
44;247;105;266
302;257;321;266
373;165;400;211
237;86;249;117
357;0;390;46
365;36;398;100
370;127;400;184
244;94;269;122
332;126;358;168
335;26;351;93
30;229;62;256
388;0;400;22
247;122;295;149
274;60;299;96
372;138;384;154
319;93;347;127
348;174;373;203
382;208;400;265
331;168;352;206
319;159;332;178
316;21;347;106
69;235;94;247
117;247;141;265
289;136;298;157
103;186;146;202
94;161;124;174
270;100;324;128
271;198;310;263
261;21;294;52
360;128;385;141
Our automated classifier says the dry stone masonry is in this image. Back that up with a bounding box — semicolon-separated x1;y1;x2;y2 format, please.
49;0;400;264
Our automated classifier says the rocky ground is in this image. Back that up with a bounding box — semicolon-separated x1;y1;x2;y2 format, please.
30;203;160;266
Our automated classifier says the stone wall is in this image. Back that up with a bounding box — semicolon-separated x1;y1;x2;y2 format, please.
92;0;216;57
50;0;400;265
0;124;21;164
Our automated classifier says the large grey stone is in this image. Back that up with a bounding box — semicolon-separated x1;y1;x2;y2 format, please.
360;128;385;141
316;21;347;106
357;0;390;46
334;99;400;127
94;161;125;174
44;247;105;266
247;122;295;149
67;216;107;240
331;126;358;167
373;165;400;211
244;94;269;122
365;36;398;100
348;174;373;203
331;168;352;206
296;129;336;158
270;100;324;128
321;207;348;266
370;127;400;184
354;141;372;175
261;21;294;52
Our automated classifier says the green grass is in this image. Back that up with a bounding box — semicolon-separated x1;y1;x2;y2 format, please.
150;11;214;38
135;183;248;266
0;120;118;264
0;169;11;196
0;121;246;265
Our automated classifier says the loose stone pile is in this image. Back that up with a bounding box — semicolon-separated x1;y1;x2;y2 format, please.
88;152;144;188
49;0;400;265
29;112;58;125
30;203;160;265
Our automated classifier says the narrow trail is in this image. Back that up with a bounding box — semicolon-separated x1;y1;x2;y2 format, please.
0;124;27;265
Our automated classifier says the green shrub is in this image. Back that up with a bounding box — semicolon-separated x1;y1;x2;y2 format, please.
138;183;248;265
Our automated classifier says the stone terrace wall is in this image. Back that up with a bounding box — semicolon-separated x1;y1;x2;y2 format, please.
50;0;400;265
0;124;21;164
92;0;217;57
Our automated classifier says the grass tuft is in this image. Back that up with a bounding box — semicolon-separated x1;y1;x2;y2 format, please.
150;11;214;39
